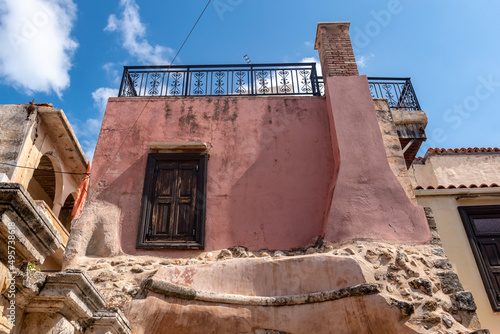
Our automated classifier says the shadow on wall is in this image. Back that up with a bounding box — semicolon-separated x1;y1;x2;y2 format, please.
226;99;334;250
80;96;335;257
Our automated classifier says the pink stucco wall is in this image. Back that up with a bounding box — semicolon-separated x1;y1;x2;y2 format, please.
323;75;431;243
125;255;417;334
91;96;334;255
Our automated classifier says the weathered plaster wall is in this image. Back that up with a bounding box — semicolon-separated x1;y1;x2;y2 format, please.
374;98;417;204
80;96;334;256
0;105;34;181
412;153;500;188
323;75;430;243
0;104;87;271
415;193;500;333
0;105;86;214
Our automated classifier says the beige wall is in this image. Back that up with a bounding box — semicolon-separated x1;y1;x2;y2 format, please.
416;190;500;332
413;153;500;188
0;104;87;270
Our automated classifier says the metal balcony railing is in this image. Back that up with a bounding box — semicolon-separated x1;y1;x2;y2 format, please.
317;76;421;110
118;63;321;97
118;63;421;111
367;77;421;110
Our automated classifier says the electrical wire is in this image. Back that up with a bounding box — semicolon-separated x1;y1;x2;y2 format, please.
71;0;213;228
169;0;212;67
0;162;90;175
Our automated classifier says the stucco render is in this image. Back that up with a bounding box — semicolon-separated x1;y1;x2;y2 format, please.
70;96;335;257
65;79;435;263
323;75;430;243
412;153;500;188
416;194;500;333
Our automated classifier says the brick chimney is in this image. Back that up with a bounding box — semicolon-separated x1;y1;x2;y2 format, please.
314;22;359;78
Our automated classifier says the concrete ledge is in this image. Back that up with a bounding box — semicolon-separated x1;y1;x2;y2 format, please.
144;278;381;306
391;109;428;126
0;183;62;264
26;270;105;320
150;142;208;153
83;307;132;334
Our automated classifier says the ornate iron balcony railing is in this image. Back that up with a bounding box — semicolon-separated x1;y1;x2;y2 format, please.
118;64;421;111
317;76;421;110
367;77;421;110
118;63;321;97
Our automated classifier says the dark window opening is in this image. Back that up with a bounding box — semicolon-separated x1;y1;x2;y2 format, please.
459;205;500;311
27;155;56;208
137;153;207;249
58;193;75;232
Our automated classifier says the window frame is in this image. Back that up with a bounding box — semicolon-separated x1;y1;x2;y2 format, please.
458;205;500;311
136;153;207;250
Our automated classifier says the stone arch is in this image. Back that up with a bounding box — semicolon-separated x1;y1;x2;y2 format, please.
58;192;76;232
27;154;63;210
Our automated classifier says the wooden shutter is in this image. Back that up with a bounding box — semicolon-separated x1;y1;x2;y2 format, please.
137;153;207;249
459;206;500;311
477;237;500;304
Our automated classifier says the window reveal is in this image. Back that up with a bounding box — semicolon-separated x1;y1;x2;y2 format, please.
137;153;207;249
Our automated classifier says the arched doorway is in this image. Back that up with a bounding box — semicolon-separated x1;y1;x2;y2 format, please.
27;155;56;208
58;192;75;232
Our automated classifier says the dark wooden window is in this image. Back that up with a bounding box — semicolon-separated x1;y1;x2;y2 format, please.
137;153;207;249
459;205;500;311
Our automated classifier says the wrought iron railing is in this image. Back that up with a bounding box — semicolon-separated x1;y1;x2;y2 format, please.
118;63;322;97
118;64;421;111
367;77;421;110
316;76;420;110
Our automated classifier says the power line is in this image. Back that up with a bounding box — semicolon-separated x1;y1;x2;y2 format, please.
72;0;213;227
169;0;213;68
0;162;90;176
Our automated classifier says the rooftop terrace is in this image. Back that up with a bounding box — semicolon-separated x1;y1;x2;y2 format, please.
118;63;421;111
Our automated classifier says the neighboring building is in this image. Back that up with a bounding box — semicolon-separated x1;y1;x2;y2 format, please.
412;147;500;332
0;102;87;271
0;103;129;333
58;22;490;333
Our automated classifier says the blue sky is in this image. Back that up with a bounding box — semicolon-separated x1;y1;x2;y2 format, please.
0;0;499;160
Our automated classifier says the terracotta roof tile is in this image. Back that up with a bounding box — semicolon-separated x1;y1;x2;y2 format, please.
429;147;500;154
414;147;500;161
416;183;500;190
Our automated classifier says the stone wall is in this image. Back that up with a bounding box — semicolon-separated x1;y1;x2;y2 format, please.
69;233;488;333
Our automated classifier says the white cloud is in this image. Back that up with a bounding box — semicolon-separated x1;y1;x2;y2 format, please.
81;139;96;161
72;87;117;161
103;62;121;86
301;57;322;77
71;119;99;161
105;0;173;65
356;56;368;68
356;53;375;69
92;87;118;115
0;0;78;97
